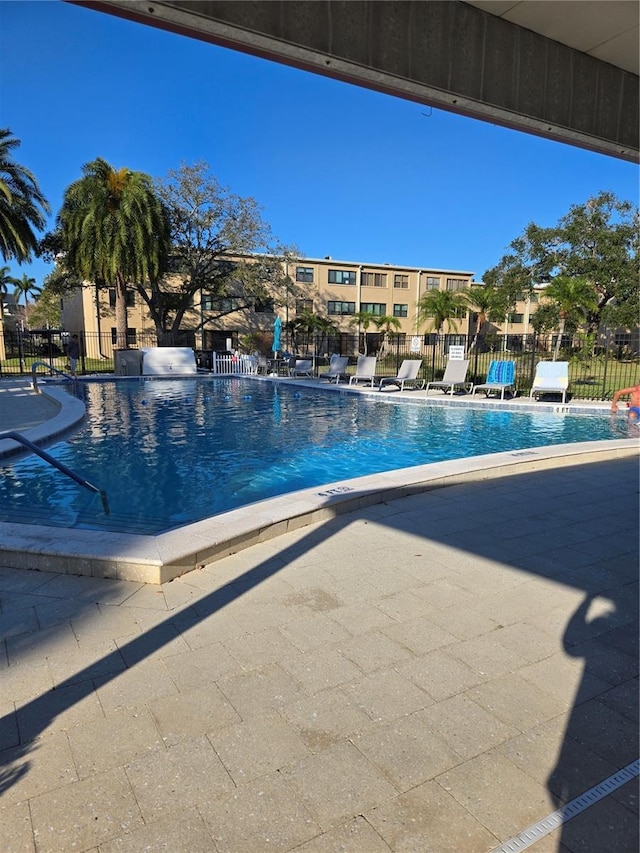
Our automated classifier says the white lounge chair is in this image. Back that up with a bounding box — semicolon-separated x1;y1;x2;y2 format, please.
471;360;516;400
530;361;569;403
348;356;377;387
424;359;471;396
318;354;349;384
290;359;313;377
378;359;424;392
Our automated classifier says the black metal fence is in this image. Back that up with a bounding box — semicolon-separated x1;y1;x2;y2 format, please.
2;328;638;401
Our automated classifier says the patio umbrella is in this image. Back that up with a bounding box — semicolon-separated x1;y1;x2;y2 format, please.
272;315;282;354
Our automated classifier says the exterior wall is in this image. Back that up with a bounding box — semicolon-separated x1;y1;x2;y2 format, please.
61;286;96;336
60;255;560;351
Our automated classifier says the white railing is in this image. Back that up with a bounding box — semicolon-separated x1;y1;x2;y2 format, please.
211;353;257;375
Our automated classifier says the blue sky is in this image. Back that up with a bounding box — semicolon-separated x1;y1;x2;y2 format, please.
2;0;638;289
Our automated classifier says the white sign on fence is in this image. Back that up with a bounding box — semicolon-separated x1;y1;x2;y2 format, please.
410;336;421;353
448;345;465;360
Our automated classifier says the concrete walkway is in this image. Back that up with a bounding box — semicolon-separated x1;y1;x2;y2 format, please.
0;379;638;852
0;380;61;432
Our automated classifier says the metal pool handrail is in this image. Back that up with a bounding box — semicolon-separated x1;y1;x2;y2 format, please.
1;430;110;516
31;361;74;393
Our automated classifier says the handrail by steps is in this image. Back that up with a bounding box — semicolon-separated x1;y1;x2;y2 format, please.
31;361;74;393
1;430;110;515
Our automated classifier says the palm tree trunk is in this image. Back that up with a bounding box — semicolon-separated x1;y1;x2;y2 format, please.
469;317;485;352
114;275;129;350
553;318;566;361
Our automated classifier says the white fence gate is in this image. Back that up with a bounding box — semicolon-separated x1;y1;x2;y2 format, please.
210;353;257;375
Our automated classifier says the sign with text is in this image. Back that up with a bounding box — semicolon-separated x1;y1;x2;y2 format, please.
410;336;421;353
448;345;465;360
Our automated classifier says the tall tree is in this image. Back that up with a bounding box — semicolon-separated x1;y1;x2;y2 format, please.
417;289;468;334
145;162;300;343
349;310;377;355
58;158;169;349
0;129;50;262
464;284;510;350
484;192;639;333
0;264;14;322
542;275;598;360
13;272;41;329
288;310;337;354
374;314;402;356
28;283;61;330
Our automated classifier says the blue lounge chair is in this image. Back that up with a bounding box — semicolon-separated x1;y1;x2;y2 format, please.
471;360;516;400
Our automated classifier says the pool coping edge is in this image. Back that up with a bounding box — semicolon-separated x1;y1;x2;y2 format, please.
1;438;637;584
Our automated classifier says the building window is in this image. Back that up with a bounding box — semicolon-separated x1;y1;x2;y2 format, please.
328;269;356;285
360;302;386;316
393;304;408;318
362;272;387;288
508;313;524;324
296;266;314;283
111;327;137;346
202;296;241;312
295;299;313;313
446;278;467;291
255;298;275;313
327;301;356;315
425;276;440;290
394;274;409;289
108;288;136;308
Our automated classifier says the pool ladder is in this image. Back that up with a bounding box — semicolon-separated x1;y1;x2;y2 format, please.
31;361;75;393
1;430;110;516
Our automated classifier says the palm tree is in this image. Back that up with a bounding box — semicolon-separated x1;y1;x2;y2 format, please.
349;310;377;355
13;272;41;329
543;276;598;360
464;284;508;350
417;289;468;334
289;310;337;354
0;264;14;322
0;129;50;262
58;157;169;349
374;314;402;357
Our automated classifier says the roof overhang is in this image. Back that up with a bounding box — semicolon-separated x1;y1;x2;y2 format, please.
71;1;639;162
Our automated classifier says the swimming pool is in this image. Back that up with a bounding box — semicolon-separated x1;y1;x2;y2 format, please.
0;377;626;535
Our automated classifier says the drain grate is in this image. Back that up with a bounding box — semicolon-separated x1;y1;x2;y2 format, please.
490;759;639;853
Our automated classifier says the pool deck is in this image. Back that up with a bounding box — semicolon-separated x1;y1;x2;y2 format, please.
0;376;638;852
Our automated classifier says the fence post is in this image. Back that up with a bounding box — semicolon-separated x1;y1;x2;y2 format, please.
430;336;437;381
471;334;479;380
601;327;610;399
18;330;26;374
528;332;537;390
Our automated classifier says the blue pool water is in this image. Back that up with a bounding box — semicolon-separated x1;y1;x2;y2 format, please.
0;378;625;534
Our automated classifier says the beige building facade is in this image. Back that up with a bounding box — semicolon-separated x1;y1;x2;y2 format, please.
61;254;543;355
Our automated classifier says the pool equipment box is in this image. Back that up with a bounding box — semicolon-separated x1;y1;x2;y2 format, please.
114;349;142;376
141;347;197;375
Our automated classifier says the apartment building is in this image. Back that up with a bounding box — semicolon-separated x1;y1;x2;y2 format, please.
60;254;542;353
